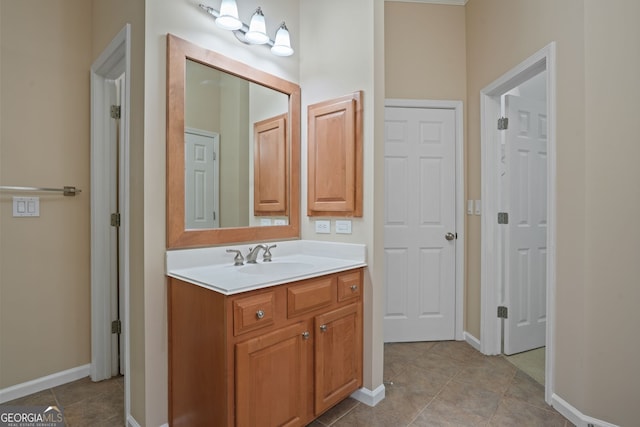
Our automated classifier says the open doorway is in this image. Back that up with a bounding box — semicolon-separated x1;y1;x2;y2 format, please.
500;72;547;385
90;24;131;422
480;42;556;403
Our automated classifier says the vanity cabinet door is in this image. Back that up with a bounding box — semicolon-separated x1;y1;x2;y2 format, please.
314;303;363;415
235;322;310;427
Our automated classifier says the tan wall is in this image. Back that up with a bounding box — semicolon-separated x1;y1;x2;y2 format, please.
466;0;639;424
0;0;92;388
144;1;299;424
299;0;384;392
90;0;146;423
385;2;466;102
582;1;640;424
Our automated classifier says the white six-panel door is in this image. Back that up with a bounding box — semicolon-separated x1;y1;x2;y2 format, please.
185;129;219;229
503;94;547;355
384;107;457;342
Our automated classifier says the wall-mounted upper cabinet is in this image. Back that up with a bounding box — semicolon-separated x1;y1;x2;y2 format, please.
307;91;363;217
254;114;288;216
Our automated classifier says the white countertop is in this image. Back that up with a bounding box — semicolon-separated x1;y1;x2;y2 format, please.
166;240;367;295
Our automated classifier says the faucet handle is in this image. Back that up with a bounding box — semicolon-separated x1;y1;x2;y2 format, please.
226;249;244;266
263;244;277;262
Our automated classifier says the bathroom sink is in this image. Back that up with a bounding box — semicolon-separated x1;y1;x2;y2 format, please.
166;241;367;295
238;261;315;275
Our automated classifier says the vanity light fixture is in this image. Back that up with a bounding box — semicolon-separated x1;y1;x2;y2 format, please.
199;2;294;56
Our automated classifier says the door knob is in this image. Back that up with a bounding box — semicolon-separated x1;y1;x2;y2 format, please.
445;232;455;241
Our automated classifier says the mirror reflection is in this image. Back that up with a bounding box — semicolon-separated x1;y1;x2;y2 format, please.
185;59;289;230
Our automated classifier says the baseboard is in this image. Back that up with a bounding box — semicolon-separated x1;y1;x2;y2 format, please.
551;393;619;427
127;415;143;427
464;331;481;352
0;364;90;404
350;384;385;407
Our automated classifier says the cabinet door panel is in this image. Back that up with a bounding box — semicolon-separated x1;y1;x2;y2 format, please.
314;303;363;415
254;114;287;215
236;322;309;427
307;91;363;217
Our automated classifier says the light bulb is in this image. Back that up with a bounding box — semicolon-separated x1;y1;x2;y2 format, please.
271;22;293;57
216;0;242;31
245;7;269;45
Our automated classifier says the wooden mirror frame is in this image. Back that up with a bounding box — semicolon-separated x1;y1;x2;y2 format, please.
166;34;300;249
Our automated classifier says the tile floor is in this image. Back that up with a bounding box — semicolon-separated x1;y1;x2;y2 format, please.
2;341;571;426
2;375;124;427
310;341;571;426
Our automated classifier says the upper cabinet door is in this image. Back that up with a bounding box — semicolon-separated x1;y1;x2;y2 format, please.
254;114;288;216
307;91;363;217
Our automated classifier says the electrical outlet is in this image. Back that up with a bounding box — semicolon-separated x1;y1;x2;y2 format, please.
474;200;482;215
273;219;287;226
260;218;272;226
335;220;352;234
315;220;330;234
13;197;39;217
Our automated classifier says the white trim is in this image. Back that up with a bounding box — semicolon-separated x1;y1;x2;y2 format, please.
127;417;143;427
551;394;619;427
90;23;132;423
480;42;557;405
384;99;465;341
351;385;386;407
464;331;481;352
384;0;468;5
0;365;90;404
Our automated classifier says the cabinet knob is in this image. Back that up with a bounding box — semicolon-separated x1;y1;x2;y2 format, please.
302;331;310;340
319;324;327;332
256;310;265;320
350;284;358;292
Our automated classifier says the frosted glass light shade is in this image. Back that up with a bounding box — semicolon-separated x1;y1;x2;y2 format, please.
216;0;242;30
245;7;269;44
271;23;293;57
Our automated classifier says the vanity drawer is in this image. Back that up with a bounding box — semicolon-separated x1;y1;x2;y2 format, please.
337;270;362;302
233;292;275;336
287;276;335;318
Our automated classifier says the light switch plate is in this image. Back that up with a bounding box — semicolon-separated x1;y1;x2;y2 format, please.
467;200;474;215
315;220;330;234
335;220;352;234
260;218;272;226
13;197;40;217
474;200;482;215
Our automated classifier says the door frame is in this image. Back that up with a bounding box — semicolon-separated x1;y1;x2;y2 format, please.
384;99;465;340
90;24;131;420
480;42;556;403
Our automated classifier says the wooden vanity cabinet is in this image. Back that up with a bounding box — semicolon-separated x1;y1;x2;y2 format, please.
168;268;364;427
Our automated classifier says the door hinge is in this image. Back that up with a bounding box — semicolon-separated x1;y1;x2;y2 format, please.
497;306;508;319
497;116;509;130
110;105;121;119
111;319;122;334
111;212;121;227
498;212;509;224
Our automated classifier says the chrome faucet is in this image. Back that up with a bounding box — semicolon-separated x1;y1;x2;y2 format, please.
226;249;244;266
245;244;267;263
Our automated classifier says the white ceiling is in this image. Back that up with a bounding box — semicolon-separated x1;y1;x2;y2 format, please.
384;0;469;5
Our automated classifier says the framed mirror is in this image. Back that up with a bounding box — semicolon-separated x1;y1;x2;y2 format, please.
167;34;300;249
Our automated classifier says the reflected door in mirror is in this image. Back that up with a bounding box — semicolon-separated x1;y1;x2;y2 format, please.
185;129;220;229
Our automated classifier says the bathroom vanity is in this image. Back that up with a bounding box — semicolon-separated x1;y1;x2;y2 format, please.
166;241;366;427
